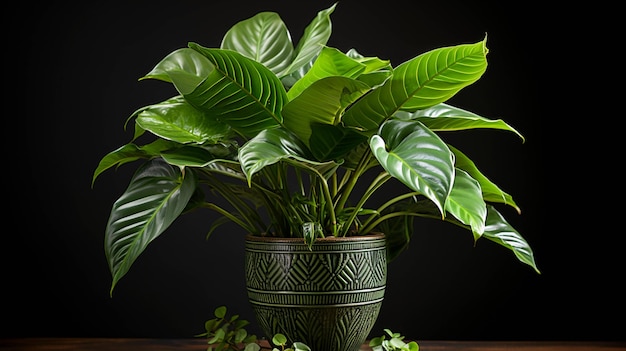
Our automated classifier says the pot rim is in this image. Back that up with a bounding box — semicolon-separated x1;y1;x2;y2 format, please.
245;232;385;243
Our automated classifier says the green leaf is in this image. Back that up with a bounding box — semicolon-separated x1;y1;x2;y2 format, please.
369;336;384;346
293;342;311;351
450;145;520;213
92;144;145;186
142;48;213;92
134;96;231;144
105;159;197;294
287;46;366;100
390;338;407;348
283;76;370;155
343;38;489;133
407;341;420;351
208;328;226;344
398;37;489;111
392;196;538;273
185;46;287;138
244;343;261;351
93;139;180;186
446;169;487;240
160;145;231;168
302;222;320;249
238;127;314;181
221;11;294;76
400;102;524;141
371;119;454;216
234;328;247;343
214;306;227;319
309;124;368;162
204;319;217;332
345;48;393;87
278;2;336;78
272;333;287;346
482;205;540;273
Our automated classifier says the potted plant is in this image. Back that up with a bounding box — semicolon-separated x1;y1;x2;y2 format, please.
92;2;539;350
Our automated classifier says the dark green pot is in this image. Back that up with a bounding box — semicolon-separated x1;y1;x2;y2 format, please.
244;233;387;351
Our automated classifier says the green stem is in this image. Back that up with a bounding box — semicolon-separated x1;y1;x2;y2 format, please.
335;147;373;212
339;172;391;237
360;211;434;235
203;203;257;234
359;191;421;233
284;159;337;236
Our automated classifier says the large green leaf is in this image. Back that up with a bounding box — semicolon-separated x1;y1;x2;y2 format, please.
286;47;366;100
308;124;368;161
105;159;197;294
282;76;370;157
482;205;540;273
93;144;145;186
220;11;294;76
142;48;213;92
343;38;489;133
134;96;232;144
450;145;520;213
345;48;392;87
377;194;537;273
379;198;539;273
398;103;524;141
371;120;454;216
446;168;487;239
185;46;287;139
238;127;314;181
92;139;179;185
278;2;336;78
160;144;236;168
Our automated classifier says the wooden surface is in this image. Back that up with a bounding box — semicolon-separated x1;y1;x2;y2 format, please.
0;338;626;351
0;338;625;351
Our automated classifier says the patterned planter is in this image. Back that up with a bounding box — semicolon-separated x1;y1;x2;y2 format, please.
244;233;387;351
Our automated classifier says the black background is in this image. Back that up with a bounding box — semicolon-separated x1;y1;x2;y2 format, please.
7;0;623;343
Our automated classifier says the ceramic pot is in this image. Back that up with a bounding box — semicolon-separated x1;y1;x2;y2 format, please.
244;233;387;351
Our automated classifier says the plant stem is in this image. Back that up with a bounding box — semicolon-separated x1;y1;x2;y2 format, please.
339;172;391;237
335;146;373;213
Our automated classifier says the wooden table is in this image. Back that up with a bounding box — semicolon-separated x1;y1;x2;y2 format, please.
0;338;624;351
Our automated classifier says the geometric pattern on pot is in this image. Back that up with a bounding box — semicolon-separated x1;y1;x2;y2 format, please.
253;302;383;351
244;234;387;351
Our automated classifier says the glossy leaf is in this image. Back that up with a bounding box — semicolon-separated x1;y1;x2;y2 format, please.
302;222;321;249
399;103;524;141
278;2;336;78
482;205;540;273
371;119;454;216
343;38;489;133
308;124;368;161
287;47;366;100
93;3;541;290
105;159;197;294
450;145;520;213
92;144;145;186
134;96;231;144
185;46;287;138
238;127;314;181
92;139;178;185
142;48;213;93
283;76;370;155
446;169;487;239
160;145;228;167
345;48;393;87
221;11;294;76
